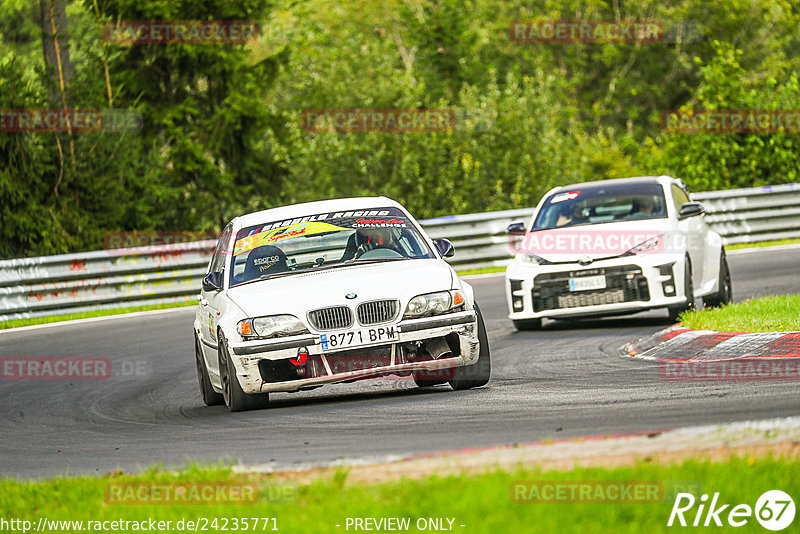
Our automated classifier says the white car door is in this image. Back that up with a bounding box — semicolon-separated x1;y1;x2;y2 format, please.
200;224;233;377
672;184;706;289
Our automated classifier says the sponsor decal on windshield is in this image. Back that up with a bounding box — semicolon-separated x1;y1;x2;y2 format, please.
550;191;580;203
351;218;406;228
233;221;343;256
233;209;406;256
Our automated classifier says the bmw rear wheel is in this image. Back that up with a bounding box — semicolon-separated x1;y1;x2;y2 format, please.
195;333;223;406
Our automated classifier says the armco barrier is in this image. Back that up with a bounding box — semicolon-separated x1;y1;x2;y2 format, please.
1;183;798;321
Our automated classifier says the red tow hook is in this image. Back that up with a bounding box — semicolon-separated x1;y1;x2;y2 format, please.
291;347;308;366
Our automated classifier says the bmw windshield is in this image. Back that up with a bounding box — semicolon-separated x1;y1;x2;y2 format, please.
532;182;668;230
229;207;435;286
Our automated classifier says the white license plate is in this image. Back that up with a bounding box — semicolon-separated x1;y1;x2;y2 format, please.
320;326;399;351
569;275;606;292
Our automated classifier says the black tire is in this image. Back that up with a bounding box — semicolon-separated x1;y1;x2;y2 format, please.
449;303;491;390
703;251;732;308
195;334;223;406
513;318;542;331
218;334;269;412
668;259;695;323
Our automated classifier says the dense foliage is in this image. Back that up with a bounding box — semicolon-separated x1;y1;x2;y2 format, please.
1;0;798;257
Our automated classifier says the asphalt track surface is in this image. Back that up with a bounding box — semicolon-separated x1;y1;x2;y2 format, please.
1;247;799;479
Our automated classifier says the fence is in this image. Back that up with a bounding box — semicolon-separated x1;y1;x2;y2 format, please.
2;183;798;321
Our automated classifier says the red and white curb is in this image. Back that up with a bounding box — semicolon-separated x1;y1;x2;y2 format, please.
622;325;800;362
233;416;800;480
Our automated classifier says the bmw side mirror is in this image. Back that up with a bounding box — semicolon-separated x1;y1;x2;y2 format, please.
506;222;526;235
202;271;223;292
678;202;705;219
434;238;455;258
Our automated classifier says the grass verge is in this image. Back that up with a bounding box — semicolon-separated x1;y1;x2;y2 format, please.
1;457;797;533
0;301;195;331
726;237;800;250
456;265;507;276
680;294;800;332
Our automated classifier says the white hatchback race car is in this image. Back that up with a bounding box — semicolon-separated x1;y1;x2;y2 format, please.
505;176;733;329
193;197;490;411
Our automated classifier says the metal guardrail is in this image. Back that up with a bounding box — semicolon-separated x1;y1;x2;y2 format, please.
693;183;800;244
2;183;799;321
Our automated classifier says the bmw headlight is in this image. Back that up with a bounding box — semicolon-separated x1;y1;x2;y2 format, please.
403;290;465;319
625;235;662;255
237;314;309;339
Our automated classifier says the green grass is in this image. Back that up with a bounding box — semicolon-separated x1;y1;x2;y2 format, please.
726;238;800;250
457;265;507;276
0;301;195;330
681;294;800;332
1;457;797;533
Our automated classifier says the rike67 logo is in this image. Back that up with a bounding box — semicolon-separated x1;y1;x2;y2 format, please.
668;490;795;530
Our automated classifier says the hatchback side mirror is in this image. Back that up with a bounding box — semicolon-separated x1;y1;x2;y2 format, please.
434;238;455;258
678;202;705;219
202;271;223;292
506;222;526;235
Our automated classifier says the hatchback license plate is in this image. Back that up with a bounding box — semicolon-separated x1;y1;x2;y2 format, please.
320;326;399;351
569;275;606;292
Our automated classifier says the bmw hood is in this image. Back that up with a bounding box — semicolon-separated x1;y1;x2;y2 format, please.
226;259;456;318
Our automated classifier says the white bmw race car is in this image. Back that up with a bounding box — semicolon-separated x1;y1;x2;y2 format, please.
505;176;733;329
193;197;490;411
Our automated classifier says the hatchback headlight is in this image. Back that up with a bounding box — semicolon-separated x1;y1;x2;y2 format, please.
625;235;662;255
403;290;465;318
518;253;551;265
237;314;309;339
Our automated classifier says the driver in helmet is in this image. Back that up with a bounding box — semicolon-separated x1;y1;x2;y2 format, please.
355;227;397;256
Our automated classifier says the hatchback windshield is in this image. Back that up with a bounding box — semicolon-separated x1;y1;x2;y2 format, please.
532;182;668;230
229;207;434;286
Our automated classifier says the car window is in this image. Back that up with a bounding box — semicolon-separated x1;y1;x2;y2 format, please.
532;183;668;230
209;224;233;274
671;183;691;214
229;207;435;286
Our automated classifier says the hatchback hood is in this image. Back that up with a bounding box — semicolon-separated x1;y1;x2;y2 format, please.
226;259;455;318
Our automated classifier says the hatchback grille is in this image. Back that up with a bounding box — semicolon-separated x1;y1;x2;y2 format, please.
532;265;650;312
357;300;399;326
307;306;353;331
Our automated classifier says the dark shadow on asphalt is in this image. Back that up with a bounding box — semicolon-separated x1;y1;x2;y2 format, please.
180;382;473;418
537;313;674;332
